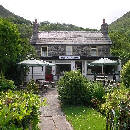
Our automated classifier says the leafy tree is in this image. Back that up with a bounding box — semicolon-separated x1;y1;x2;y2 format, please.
121;60;130;88
109;11;130;66
109;32;130;65
0;18;21;73
18;38;36;61
0;18;36;84
6;17;33;39
16;23;32;39
5;38;36;85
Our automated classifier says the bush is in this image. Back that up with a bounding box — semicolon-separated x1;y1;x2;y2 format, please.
57;70;105;106
26;79;39;94
101;88;129;129
0;74;16;91
57;70;89;105
0;90;46;129
121;60;130;88
89;82;105;108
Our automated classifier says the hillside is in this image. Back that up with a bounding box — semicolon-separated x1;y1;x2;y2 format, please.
109;11;130;36
39;21;97;31
109;11;130;65
0;5;33;39
0;5;14;17
0;5;96;39
0;5;31;25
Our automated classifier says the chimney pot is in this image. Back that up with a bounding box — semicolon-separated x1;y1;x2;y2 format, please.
103;19;105;24
35;19;37;23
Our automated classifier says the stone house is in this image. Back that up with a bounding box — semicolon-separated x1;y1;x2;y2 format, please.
29;19;120;81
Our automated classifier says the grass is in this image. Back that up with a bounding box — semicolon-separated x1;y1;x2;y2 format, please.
62;106;106;130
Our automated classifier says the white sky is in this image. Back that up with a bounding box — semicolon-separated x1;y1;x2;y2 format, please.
0;0;130;29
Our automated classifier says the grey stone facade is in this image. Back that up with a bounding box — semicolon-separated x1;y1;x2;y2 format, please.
34;44;110;57
31;19;111;58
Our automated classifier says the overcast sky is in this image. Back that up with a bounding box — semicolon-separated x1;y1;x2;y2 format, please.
0;0;130;29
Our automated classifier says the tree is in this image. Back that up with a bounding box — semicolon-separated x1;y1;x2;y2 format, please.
109;32;130;65
0;18;21;73
16;24;32;39
121;60;130;88
0;18;36;84
18;38;36;61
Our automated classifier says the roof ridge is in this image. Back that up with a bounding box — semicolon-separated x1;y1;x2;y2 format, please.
38;31;101;33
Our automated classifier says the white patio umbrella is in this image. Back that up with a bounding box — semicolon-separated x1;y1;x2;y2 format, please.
90;58;117;74
18;59;47;79
43;61;55;66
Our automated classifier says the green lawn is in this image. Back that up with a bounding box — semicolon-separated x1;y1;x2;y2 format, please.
62;106;106;130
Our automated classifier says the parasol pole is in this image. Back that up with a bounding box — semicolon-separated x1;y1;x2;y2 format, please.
102;64;104;74
32;66;33;79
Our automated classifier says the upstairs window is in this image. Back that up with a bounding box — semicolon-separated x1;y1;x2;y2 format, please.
66;46;72;55
41;47;48;56
90;47;98;56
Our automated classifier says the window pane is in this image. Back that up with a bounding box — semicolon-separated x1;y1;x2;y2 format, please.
41;47;47;56
66;46;72;55
91;48;97;56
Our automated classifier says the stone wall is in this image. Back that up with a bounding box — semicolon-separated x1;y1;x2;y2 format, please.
33;44;110;57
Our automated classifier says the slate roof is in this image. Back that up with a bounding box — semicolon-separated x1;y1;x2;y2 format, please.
33;31;112;45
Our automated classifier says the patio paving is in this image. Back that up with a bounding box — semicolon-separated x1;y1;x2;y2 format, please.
39;87;73;130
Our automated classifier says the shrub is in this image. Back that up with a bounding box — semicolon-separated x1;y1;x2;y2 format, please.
0;90;46;129
121;60;130;88
57;70;105;106
101;88;129;129
26;79;39;94
0;74;16;91
57;70;89;105
89;82;105;108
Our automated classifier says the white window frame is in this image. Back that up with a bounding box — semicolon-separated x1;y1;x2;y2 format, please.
90;47;98;56
41;46;48;57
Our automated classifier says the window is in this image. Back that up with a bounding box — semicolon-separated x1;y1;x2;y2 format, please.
41;47;48;56
90;47;98;56
66;46;72;55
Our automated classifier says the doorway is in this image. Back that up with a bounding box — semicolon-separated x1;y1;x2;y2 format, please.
75;61;82;72
56;64;71;75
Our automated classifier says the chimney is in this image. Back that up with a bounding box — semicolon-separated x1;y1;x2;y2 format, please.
31;19;39;44
33;19;38;34
35;19;37;23
101;19;108;35
103;19;105;24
